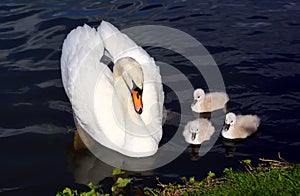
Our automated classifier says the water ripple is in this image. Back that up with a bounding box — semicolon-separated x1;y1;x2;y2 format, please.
0;124;66;138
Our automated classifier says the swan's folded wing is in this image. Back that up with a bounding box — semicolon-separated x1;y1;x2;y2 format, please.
98;21;137;62
61;24;104;100
98;21;160;81
61;24;110;137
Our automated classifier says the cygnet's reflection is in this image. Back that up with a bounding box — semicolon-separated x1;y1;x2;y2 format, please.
222;140;237;158
221;128;261;158
188;144;201;161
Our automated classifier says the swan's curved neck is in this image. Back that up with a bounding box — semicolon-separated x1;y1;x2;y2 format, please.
114;77;139;117
112;57;146;132
112;57;143;90
112;77;147;136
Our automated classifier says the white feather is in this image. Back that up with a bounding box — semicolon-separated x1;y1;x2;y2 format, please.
61;21;164;157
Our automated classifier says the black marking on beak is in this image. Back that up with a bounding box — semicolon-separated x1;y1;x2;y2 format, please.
133;86;143;95
136;107;142;114
132;80;143;94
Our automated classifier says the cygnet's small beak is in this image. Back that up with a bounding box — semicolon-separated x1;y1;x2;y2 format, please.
223;123;230;132
132;88;143;114
191;132;197;140
193;99;198;105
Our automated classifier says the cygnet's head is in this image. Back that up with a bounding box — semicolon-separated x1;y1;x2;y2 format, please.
223;112;237;132
193;88;205;104
189;120;200;141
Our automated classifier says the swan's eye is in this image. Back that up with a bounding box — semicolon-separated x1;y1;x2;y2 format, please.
198;96;200;98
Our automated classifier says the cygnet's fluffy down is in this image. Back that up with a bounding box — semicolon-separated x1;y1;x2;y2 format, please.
183;118;215;145
191;88;229;113
222;112;260;139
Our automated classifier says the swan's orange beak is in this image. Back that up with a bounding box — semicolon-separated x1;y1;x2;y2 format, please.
132;89;143;114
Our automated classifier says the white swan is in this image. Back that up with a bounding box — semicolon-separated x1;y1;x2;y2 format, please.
221;112;260;139
191;88;229;113
183;118;215;145
61;21;164;157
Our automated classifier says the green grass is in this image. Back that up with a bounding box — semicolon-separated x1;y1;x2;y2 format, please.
146;159;299;195
57;157;300;196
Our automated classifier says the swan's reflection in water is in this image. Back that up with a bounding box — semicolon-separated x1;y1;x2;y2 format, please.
69;106;198;171
67;108;227;183
67;144;113;185
67;122;159;185
67;145;155;196
67;109;187;184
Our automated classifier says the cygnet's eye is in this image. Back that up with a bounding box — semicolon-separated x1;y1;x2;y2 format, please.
198;96;200;98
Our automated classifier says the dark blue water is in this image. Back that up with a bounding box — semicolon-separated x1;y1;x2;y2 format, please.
1;0;300;195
